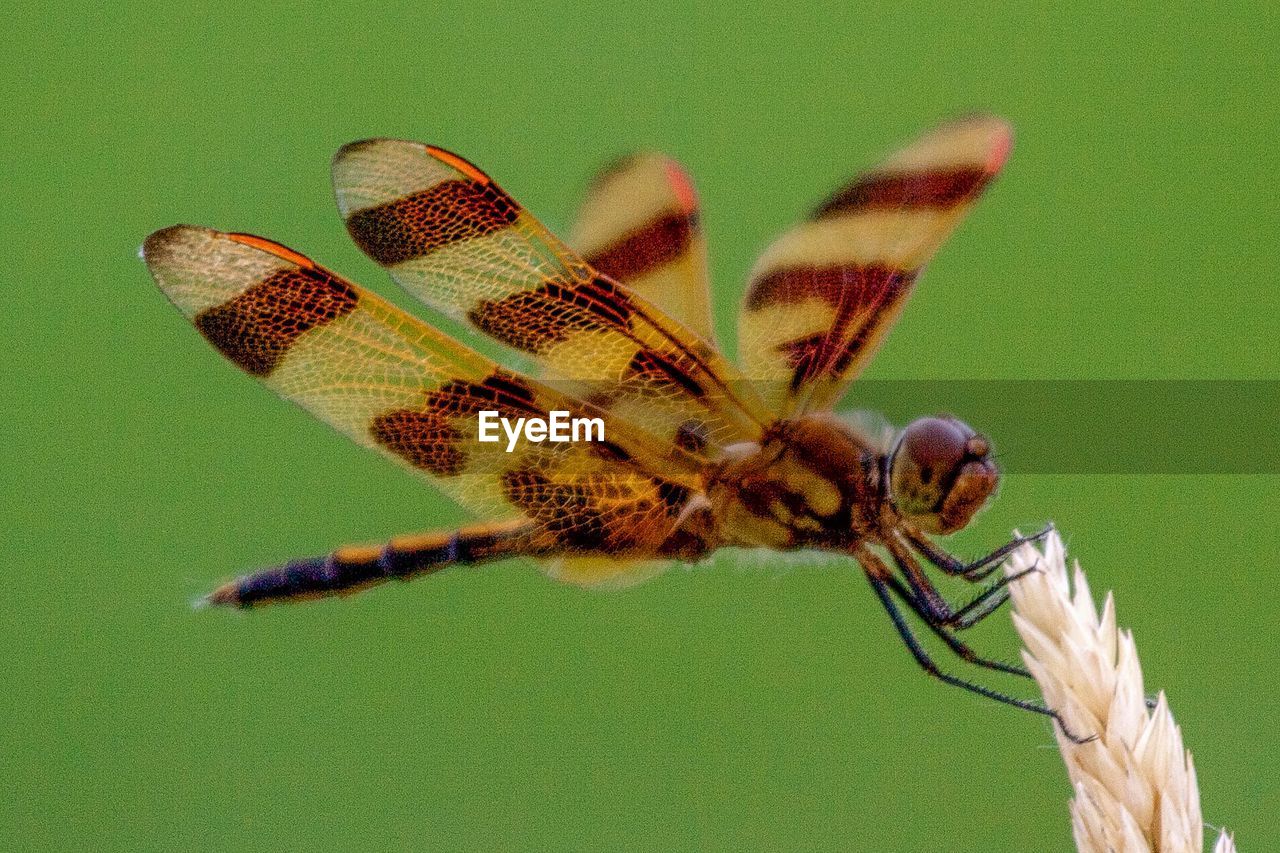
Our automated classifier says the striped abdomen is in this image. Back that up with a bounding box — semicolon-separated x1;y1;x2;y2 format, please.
204;520;543;608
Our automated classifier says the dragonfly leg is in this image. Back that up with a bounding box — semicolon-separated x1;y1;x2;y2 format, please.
858;550;1094;745
884;536;1030;629
880;573;1032;679
903;523;1055;581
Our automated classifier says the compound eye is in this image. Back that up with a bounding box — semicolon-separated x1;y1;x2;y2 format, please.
891;416;996;534
901;417;972;487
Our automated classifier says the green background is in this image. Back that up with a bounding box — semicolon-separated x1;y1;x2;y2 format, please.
5;2;1277;849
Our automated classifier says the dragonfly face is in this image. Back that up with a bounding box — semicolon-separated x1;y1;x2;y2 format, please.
889;416;999;535
144;116;1087;739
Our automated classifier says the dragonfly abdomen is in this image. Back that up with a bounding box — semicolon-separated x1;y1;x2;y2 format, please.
202;518;539;608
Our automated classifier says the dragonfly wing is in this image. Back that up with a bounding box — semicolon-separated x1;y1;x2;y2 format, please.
738;115;1013;416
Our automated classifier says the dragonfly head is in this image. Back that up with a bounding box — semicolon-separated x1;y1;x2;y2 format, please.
889;416;998;535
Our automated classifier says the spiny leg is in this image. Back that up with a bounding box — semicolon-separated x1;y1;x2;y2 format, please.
901;528;1156;708
878;544;1159;712
883;536;954;623
945;565;1040;630
859;551;1094;744
202;519;546;608
884;537;1022;629
905;523;1055;581
882;574;1032;679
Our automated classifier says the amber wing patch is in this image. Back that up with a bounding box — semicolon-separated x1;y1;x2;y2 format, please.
345;179;520;265
193;266;358;376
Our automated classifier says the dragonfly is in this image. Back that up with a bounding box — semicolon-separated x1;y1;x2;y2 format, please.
144;115;1079;739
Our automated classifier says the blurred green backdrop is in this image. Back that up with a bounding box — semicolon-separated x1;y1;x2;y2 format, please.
4;2;1277;850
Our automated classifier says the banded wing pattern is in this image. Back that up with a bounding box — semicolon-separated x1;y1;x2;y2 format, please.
143;226;702;599
544;154;719;590
332;140;767;460
569;152;716;344
738;115;1012;416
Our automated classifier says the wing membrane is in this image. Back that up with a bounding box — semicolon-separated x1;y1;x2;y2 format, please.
738;115;1012;416
143;226;700;558
332;140;768;456
570;152;715;344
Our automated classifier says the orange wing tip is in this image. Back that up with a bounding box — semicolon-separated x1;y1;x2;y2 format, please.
984;120;1014;174
924;113;1014;175
424;145;492;183
141;225;317;272
955;113;1014;174
332;138;493;184
663;159;700;216
224;232;316;268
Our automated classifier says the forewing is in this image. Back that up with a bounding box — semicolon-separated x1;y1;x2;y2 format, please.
738;115;1012;416
143;226;700;557
569;152;715;344
332;140;768;457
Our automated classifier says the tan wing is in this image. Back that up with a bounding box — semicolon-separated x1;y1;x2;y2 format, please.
143;226;702;561
332;140;768;459
569;152;715;344
738;115;1013;416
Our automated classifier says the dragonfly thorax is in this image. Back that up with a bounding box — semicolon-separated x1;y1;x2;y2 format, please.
702;413;999;552
705;415;888;550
